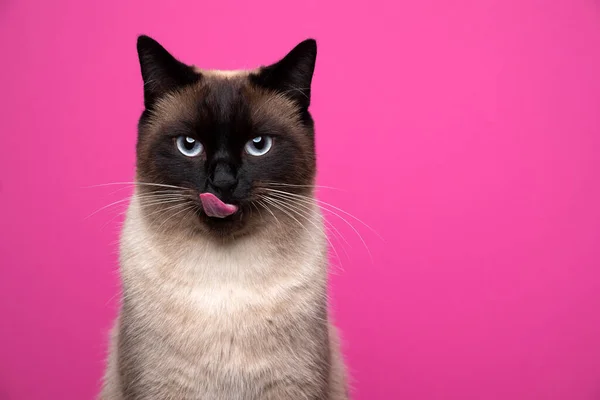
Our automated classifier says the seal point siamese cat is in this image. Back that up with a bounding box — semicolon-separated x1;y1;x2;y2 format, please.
100;35;349;400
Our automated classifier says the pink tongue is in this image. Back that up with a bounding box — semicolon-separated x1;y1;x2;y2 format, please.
199;193;238;218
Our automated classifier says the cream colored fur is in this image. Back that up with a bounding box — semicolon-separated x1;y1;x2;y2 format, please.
100;192;348;399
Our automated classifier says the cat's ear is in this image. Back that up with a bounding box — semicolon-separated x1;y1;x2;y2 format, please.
252;39;317;109
136;35;200;109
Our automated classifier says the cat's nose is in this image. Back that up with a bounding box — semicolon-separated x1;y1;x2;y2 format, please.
208;163;238;194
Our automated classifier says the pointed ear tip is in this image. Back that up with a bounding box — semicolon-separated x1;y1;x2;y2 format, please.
292;39;316;60
137;35;148;50
302;38;317;50
136;35;158;51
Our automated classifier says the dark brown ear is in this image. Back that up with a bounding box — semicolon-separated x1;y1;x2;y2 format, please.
136;35;200;109
251;39;317;109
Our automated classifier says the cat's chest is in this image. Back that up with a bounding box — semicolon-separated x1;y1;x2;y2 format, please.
118;285;328;400
116;209;329;398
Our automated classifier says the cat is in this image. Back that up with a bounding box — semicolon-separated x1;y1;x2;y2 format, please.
99;35;349;400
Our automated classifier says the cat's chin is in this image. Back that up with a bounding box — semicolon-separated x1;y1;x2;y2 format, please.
193;207;258;239
142;200;260;240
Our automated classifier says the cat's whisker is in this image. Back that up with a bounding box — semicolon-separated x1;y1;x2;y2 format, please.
264;188;382;240
262;194;347;266
85;197;134;220
134;192;192;201
265;192;351;246
144;200;193;221
264;189;375;262
250;201;264;220
302;204;350;264
84;184;192;223
256;199;282;229
108;186;187;197
155;204;197;233
84;181;189;191
264;194;346;245
105;289;132;307
136;195;190;203
86;192;191;220
137;198;191;210
264;196;325;236
261;182;343;191
260;195;345;270
271;198;341;268
151;204;190;229
93;194;192;231
322;226;347;274
136;194;188;201
99;210;128;232
94;195;189;227
261;197;315;242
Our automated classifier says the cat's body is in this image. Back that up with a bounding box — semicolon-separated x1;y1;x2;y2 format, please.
100;36;348;399
101;196;347;399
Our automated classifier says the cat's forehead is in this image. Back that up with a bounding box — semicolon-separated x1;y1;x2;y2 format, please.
148;71;301;130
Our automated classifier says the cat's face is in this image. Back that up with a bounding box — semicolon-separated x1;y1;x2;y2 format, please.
134;36;318;238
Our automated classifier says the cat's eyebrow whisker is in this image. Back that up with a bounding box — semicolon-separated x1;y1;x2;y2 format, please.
279;86;311;100
251;87;310;118
143;78;159;88
264;189;375;262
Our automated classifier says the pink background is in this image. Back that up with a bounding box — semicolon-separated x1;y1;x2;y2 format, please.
1;0;600;399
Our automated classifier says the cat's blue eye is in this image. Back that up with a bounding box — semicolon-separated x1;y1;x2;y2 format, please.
176;136;203;157
245;136;273;156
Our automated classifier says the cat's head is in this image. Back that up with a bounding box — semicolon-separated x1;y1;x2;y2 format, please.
134;35;318;238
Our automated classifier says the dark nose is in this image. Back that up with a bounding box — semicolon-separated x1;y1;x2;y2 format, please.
208;162;237;194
